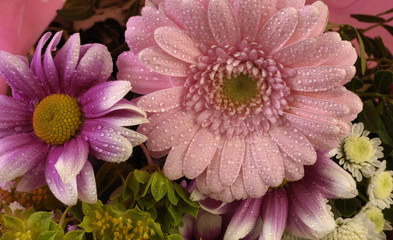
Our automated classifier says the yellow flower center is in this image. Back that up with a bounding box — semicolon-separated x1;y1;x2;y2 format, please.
222;74;259;103
373;171;393;199
33;94;83;146
364;207;385;233
344;136;373;164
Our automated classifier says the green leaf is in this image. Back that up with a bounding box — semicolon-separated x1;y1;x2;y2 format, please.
383;25;393;36
141;172;154;197
0;232;21;240
37;231;57;240
383;207;393;223
27;212;53;238
353;28;367;76
378;7;393;16
335;198;359;217
173;184;199;209
166;234;183;240
48;221;64;240
64;231;85;240
57;6;95;21
357;100;380;132
350;14;386;23
2;215;25;232
70;202;84;222
151;172;168;202
134;169;150;184
374;70;393;94
123;172;140;200
167;183;179;206
79;216;97;232
167;205;183;226
347;77;364;91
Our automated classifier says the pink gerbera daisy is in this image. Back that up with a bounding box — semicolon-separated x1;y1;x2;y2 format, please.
0;31;148;205
117;0;362;201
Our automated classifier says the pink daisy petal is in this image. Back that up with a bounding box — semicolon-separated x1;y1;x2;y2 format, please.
286;5;320;45
31;32;52;94
256;7;298;54
237;0;261;40
230;170;248;200
54;136;89;183
208;0;241;47
117;52;175;95
138;110;180;136
163;142;189;180
137;86;186;113
196;170;210;194
16;160;46;192
141;6;177;32
272;38;316;66
251;135;284;187
43;31;62;94
0;133;49;183
125;16;156;54
183;128;220;179
46;147;78;206
219;137;245;186
322;41;358;66
147;110;199;151
207;139;226;193
269;123;316;165
214;187;236;202
308;1;328;38
243;145;268;198
164;0;185;28
139;47;190;77
282;152;305;181
261;188;288;240
76;160;97;204
154;26;202;64
276;0;305;8
0;96;32;129
259;0;278;27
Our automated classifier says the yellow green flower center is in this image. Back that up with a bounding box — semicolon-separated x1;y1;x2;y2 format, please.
344;135;373;164
373;171;393;199
365;207;385;233
33;94;83;146
222;74;259;103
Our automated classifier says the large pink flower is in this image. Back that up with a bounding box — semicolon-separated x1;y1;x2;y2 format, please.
0;31;148;205
117;0;363;202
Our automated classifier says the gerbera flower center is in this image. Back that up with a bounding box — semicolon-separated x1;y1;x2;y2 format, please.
33;94;83;145
222;74;259;103
344;136;373;164
373;171;393;199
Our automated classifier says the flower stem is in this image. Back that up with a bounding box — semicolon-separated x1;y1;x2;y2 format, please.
59;205;73;229
141;144;154;165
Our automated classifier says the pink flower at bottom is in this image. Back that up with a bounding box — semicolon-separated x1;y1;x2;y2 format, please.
117;0;363;202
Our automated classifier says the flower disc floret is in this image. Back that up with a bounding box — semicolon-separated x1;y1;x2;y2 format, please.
344;135;373;164
33;94;83;145
373;171;393;199
364;207;385;233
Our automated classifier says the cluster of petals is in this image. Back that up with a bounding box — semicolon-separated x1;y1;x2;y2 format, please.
196;152;357;240
0;31;147;205
117;0;363;201
367;160;393;210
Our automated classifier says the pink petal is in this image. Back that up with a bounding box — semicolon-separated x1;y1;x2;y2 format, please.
269;123;316;165
138;110;180;136
139;47;190;77
207;139;226;193
219;137;245;186
31;32;52;94
282;152;304;181
224;198;262;240
164;0;185;28
196;170;211;194
43;31;62;94
259;0;278;27
0;133;49;182
199;197;238;215
285;5;320;45
16;160;46;192
154;26;201;64
243;145;268;198
0;95;32;129
46;147;78;206
285;66;347;92
322;41;357;66
137;86;186;113
76;161;97;204
231;170;248;200
256;7;298;54
141;6;177;32
80;81;131;117
194;211;223;240
208;0;240;47
211;187;236;202
183;128;220;179
276;0;305;8
261;188;288;240
308;1;328;38
125;16;156;54
163;141;189;180
54;136;88;183
117;52;175;95
179;0;216;48
251;135;284;187
238;0;261;40
147;110;199;151
272;38;316;66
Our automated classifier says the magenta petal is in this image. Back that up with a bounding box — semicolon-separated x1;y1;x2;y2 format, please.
0;133;49;182
286;182;336;239
54;136;88;183
46;147;78;206
261;188;288;240
80;81;131;117
31;32;52;95
0;95;32;129
16;160;46;192
208;0;241;47
199;197;239;215
43;31;62;94
195;211;223;240
224;197;262;240
76;160;97;204
0;51;45;102
125;16;156;54
238;0;261;40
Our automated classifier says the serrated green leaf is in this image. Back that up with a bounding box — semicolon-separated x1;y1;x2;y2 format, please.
27;212;53;238
167;183;179;205
335;198;359;217
37;231;57;240
357;100;380;132
350;14;386;23
79;216;97;232
166;233;183;240
134;169;150;184
374;70;393;94
151;172;168;202
57;6;95;21
64;231;85;240
2;215;25;232
167;205;183;226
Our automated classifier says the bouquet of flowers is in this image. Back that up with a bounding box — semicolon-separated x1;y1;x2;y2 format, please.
0;0;392;239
